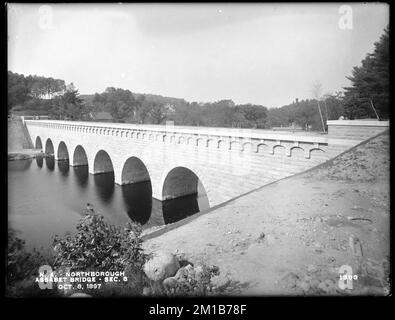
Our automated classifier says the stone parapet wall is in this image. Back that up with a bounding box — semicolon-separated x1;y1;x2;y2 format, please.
327;120;389;140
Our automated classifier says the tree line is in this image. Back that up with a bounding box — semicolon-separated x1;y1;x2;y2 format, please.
8;72;85;120
8;26;388;129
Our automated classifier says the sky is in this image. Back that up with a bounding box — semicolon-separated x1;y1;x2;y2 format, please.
7;3;389;108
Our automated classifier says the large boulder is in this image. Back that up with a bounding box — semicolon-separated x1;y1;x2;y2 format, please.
144;251;180;281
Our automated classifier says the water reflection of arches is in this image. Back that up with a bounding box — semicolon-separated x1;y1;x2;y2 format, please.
121;181;152;225
35;136;43;150
73;165;89;188
45;139;54;155
93;172;114;203
73;145;88;167
121;157;151;184
45;156;55;171
57;159;69;176
57;142;69;160
36;156;43;168
93;150;114;174
162;194;200;224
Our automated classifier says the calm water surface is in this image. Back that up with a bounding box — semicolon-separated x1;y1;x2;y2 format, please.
8;156;209;250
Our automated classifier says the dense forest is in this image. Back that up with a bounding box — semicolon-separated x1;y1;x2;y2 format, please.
8;26;389;130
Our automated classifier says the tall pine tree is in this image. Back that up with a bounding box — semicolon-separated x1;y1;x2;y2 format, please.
343;26;389;119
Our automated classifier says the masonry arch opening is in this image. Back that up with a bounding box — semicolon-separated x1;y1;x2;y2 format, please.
93;150;114;200
121;157;151;185
45;139;54;155
73;145;88;167
93;150;114;174
162;167;209;224
35;136;42;150
57;141;69;160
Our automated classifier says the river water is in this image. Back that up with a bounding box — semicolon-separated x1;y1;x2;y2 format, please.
8;156;209;250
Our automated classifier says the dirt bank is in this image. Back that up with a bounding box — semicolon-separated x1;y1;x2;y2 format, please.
143;131;390;296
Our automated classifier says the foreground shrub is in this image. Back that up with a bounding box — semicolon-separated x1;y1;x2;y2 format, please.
6;229;57;297
52;213;146;272
51;212;150;296
8;210;237;297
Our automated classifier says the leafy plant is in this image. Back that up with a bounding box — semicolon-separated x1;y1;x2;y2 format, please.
6;229;56;297
52;213;146;272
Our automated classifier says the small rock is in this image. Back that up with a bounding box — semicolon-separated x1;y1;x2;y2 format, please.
318;280;337;294
69;293;91;298
297;280;311;292
327;256;336;263
309;281;320;291
281;272;300;288
142;287;152;296
163;277;178;289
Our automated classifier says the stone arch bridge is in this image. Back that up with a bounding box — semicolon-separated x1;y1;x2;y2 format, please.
24;120;383;208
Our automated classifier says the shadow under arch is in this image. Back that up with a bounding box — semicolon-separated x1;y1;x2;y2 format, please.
35;136;43;150
121;156;151;184
57;141;69;160
162;167;201;200
161;167;209;224
93;150;114;174
73;145;88;167
45;139;54;155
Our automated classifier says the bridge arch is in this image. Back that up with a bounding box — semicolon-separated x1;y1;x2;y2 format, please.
57;141;69;160
162;166;207;202
93;150;114;174
290;146;305;159
72;145;88;166
256;143;269;154
309;148;325;159
45;138;54;155
121;157;151;185
35;136;43;150
273;144;286;155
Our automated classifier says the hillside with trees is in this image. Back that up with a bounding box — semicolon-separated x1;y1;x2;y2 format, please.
8;72;86;120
